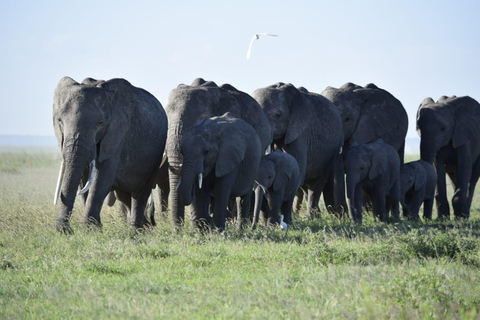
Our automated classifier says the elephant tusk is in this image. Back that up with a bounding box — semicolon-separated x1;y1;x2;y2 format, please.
54;160;65;205
175;177;182;191
78;160;96;195
339;146;343;154
280;215;288;230
266;145;271;155
198;173;203;189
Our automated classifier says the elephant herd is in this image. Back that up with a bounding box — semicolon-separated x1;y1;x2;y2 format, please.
51;76;480;233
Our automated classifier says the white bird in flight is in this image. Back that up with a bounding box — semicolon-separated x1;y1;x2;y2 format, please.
246;33;279;60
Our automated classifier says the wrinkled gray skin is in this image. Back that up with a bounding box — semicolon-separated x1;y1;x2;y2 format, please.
178;113;262;231
53;77;167;232
252;83;344;219
400;160;436;221
417;95;480;219
252;150;301;229
166;78;272;229
345;140;401;224
321;83;408;215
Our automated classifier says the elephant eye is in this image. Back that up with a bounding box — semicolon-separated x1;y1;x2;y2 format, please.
360;165;365;170
440;126;446;132
345;117;350;123
275;112;282;118
204;149;209;156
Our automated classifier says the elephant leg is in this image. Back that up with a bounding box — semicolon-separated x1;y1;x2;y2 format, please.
281;198;295;226
131;189;151;229
452;144;472;219
434;159;450;220
83;158;118;227
115;190;131;223
408;190;423;222
388;180;400;221
306;180;325;219
292;188;305;218
423;198;434;221
323;171;335;215
324;153;346;217
146;193;155;226
236;193;253;229
212;174;235;231
372;189;387;223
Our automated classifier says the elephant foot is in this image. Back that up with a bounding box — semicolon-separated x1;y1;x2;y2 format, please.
55;218;74;234
84;217;103;231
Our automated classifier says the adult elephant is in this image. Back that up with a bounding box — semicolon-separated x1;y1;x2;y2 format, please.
321;83;408;214
53;77;167;232
178;113;262;231
165;78;272;228
252;83;344;219
416;95;480;219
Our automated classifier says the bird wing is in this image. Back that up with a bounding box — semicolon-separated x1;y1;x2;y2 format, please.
246;35;257;60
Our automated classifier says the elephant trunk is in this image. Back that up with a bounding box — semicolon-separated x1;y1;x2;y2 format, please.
56;142;94;232
420;137;436;164
252;185;265;230
345;174;359;223
178;157;199;206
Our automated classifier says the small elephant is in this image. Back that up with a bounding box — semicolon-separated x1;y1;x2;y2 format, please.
52;77;168;232
252;150;302;230
178;112;262;231
400;160;436;221
417;95;480;219
345;140;401;224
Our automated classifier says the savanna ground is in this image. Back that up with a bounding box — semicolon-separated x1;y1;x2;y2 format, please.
1;148;479;319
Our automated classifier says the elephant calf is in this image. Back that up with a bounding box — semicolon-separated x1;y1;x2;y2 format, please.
178;112;262;231
400;160;436;221
252;150;302;229
345;140;401;224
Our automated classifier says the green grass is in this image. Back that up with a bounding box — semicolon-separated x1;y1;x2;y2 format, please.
1;150;479;319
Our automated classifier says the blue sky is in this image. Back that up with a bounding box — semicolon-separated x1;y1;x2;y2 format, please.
1;0;479;137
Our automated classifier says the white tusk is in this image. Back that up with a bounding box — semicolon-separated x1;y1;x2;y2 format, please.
198;173;203;189
175;177;182;191
339;146;343;154
78;160;96;195
54;160;65;205
280;214;288;230
266;145;271;155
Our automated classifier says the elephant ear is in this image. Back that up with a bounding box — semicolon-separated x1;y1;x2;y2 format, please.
368;146;388;180
97;79;135;162
53;77;80;150
215;123;248;177
283;84;308;145
452;97;480;148
414;164;427;191
273;157;293;192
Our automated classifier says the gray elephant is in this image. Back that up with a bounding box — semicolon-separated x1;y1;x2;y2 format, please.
178;113;262;231
52;77;167;232
252;150;301;229
321;83;408;214
417;95;480;219
166;78;272;229
252;83;344;219
400;160;436;221
345;140;401;224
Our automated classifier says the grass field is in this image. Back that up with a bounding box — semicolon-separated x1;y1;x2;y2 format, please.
1;150;479;319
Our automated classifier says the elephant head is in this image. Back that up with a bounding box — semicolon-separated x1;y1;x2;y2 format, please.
416;96;480;163
252;83;309;145
252;150;294;228
178;113;249;206
52;77;135;230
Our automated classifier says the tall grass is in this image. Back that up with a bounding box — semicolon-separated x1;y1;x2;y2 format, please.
0;150;479;319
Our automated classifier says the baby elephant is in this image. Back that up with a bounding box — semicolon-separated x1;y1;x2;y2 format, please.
400;160;436;221
252;150;302;229
345;140;401;224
